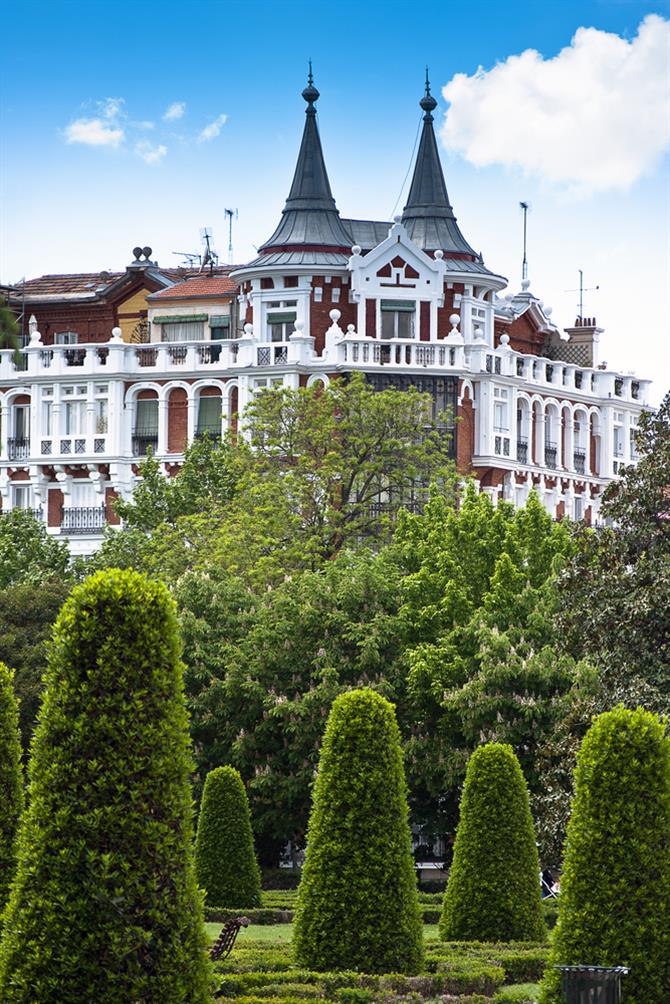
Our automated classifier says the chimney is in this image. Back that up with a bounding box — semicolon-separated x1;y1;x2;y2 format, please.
563;317;603;367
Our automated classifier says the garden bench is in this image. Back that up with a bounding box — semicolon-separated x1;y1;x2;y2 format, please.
210;916;250;961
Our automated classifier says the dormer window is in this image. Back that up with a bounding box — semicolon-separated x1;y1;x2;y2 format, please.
380;300;415;340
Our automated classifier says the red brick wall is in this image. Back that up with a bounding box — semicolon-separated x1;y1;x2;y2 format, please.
420;301;430;341
48;488;64;528
365;299;377;339
167;387;188;453
437;287;459;339
105;487;121;525
457;385;475;473
507;311;544;355
310;278;356;354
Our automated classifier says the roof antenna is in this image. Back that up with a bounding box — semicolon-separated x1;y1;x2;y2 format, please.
519;201;530;283
566;269;600;321
224;209;238;262
199;227;219;276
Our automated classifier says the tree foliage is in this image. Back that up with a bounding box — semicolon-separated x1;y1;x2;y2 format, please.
0;509;71;589
440;743;545;943
293;689;423;974
0;570;211;1002
0;579;71;754
0;662;23;913
194;766;261;908
557;393;670;705
541;707;670;1004
180;549;406;860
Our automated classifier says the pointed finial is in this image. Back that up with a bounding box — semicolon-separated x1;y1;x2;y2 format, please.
303;60;319;107
420;65;438;118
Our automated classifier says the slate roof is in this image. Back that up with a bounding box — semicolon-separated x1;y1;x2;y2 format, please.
401;80;479;259
258;75;352;254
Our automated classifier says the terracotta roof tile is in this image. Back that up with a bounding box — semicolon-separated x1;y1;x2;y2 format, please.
149;275;237;300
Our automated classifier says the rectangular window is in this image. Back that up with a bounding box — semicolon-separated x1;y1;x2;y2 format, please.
267;311;296;342
55;331;78;345
197;396;222;437
332;287;341;303
493;387;509;431
95;399;108;434
42;400;53;436
64;400;85;436
161;321;205;342
380;300;415;340
13;405;29;439
613;426;624;458
13;485;31;509
135;399;158;434
209;315;232;340
313;287;323;302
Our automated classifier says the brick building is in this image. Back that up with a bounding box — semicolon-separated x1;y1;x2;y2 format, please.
0;73;650;552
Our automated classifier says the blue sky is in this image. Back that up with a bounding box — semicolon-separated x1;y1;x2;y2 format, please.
1;0;668;400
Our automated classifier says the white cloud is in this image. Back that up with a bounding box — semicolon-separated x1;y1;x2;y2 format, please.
65;118;125;148
163;101;186;121
98;97;125;120
440;14;670;195
135;141;167;165
198;113;228;142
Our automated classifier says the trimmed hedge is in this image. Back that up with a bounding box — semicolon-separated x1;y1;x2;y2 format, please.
196;765;262;908
440;744;545;943
0;570;212;1002
541;707;670;1004
0;662;23;913
293;689;423;973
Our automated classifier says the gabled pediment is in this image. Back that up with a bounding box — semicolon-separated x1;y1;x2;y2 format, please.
348;222;446;301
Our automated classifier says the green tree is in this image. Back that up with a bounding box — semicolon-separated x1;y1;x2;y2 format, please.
541;707;670;1004
180;549;406;862
293;689;423;974
0;299;21;353
440;743;545;942
558;393;670;705
0;570;212;1003
242;372;455;558
0;663;23;912
0;509;71;588
194;766;261;908
0;579;71;754
398;487;579;835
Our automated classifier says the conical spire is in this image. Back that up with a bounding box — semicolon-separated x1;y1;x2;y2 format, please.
401;71;477;257
259;65;352;254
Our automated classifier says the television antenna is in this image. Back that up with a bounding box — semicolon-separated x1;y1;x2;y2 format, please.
566;269;599;320
199;227;219;275
519;201;530;282
172;250;202;267
224;209;238;261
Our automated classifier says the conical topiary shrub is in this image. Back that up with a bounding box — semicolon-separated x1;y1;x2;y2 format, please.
293;688;423;974
195;765;261;908
0;662;23;914
540;707;670;1004
0;570;212;1002
440;742;545;942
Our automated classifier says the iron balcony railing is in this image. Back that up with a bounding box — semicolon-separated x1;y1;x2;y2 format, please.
545;444;558;469
1;506;43;521
132;431;159;456
195;424;222;440
8;437;30;460
60;506;106;535
517;438;528;463
574;448;586;474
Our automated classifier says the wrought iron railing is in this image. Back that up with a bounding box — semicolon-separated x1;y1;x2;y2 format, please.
60;506;106;535
8;437;30;460
574;448;586;473
195;424;222;440
517;439;528;463
545;444;558;469
132;432;158;456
